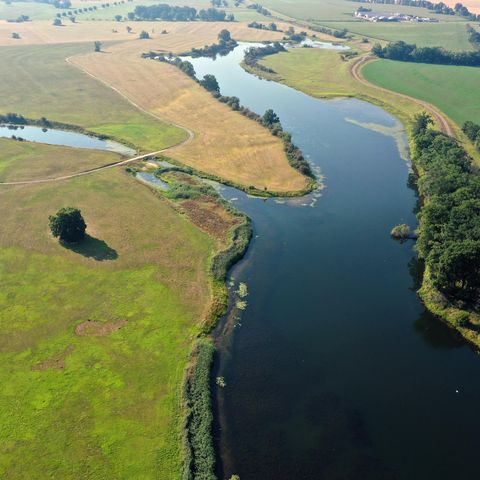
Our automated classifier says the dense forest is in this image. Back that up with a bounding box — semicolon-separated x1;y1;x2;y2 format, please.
413;114;480;306
130;4;234;21
372;41;480;66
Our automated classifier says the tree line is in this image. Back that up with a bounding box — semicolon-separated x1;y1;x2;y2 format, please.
247;3;271;16
413;113;480;305
309;24;349;39
248;21;279;31
142;49;313;179
372;40;480;67
130;4;234;21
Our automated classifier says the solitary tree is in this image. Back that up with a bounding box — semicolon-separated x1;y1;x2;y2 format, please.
94;40;102;52
126;25;132;33
139;30;150;39
115;14;122;21
49;207;87;243
11;32;20;39
218;28;231;43
53;17;62;26
263;108;280;126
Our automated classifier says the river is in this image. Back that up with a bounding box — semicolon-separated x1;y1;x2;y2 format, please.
186;44;480;480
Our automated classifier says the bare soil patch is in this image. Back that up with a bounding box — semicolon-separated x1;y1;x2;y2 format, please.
75;319;128;337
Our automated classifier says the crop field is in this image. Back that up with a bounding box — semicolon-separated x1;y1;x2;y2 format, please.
72;37;309;193
363;59;480;126
0;43;186;151
326;21;473;51
261;0;469;22
0;142;215;477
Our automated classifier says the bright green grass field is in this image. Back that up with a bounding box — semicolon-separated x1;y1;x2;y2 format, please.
0;1;57;20
363;59;480;126
326;20;473;50
0;154;214;478
0;43;186;151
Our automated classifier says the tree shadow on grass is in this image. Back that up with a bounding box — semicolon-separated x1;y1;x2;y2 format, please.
62;235;118;261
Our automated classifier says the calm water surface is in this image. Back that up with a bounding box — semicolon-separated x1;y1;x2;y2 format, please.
187;45;480;480
0;124;135;155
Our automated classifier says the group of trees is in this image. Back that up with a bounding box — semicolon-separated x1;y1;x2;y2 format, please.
372;40;480;67
130;4;234;21
467;24;480;48
462;121;480;151
248;21;278;31
412;113;480;302
310;24;349;39
244;42;286;73
247;3;271;16
188;29;238;58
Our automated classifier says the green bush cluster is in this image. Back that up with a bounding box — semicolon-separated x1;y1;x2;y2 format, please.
182;339;216;480
413;113;480;302
462;120;480;151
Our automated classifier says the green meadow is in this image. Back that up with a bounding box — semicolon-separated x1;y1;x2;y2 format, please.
0;43;186;151
363;59;480;126
0;142;214;478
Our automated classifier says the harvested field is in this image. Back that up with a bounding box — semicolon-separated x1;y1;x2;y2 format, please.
0;19;284;46
72;39;309;192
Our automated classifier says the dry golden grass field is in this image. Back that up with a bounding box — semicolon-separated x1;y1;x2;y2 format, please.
0;19;285;46
72;33;309;192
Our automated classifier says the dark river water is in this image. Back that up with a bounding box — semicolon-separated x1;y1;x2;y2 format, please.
187;44;480;480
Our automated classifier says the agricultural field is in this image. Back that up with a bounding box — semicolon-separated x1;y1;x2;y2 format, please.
363;59;480;127
261;0;470;22
0;140;216;478
0;43;186;151
326;20;474;50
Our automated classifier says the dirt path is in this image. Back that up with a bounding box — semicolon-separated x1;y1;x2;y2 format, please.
350;55;456;137
0;56;195;187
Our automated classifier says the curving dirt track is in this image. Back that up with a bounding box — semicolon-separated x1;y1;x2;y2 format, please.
350;55;455;137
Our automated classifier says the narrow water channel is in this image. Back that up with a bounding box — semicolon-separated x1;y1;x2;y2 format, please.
187;45;480;480
0;124;135;156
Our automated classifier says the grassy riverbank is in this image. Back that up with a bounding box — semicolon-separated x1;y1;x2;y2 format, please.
259;48;423;127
